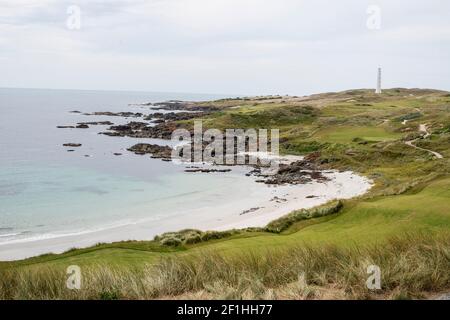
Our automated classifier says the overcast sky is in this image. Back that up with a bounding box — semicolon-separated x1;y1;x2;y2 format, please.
1;0;449;95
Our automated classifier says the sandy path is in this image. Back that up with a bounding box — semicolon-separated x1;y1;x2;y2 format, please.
405;124;443;159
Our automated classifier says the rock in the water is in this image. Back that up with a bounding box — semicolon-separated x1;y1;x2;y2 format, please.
102;122;180;140
77;121;114;126
87;111;143;117
184;168;232;173
63;143;82;147
240;207;262;215
151;101;220;112
127;143;172;160
144;112;209;122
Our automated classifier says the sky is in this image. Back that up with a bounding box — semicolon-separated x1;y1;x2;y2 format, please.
1;0;449;95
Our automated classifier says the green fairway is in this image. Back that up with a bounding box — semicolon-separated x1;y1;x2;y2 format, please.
1;88;449;299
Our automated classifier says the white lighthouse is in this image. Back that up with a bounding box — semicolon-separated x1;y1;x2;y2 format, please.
376;67;382;94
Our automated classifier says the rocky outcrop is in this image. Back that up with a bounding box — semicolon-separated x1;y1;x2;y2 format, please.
184;168;232;173
86;111;143;117
144;112;207;122
151;101;220;112
259;160;329;185
78;121;114;126
240;207;262;215
58;121;114;129
102;122;180;139
63;143;82;147
127;143;172;160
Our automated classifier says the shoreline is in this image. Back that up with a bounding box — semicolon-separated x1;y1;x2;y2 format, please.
0;169;372;261
0;96;379;262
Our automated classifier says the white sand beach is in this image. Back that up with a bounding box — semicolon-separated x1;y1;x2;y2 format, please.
0;169;372;261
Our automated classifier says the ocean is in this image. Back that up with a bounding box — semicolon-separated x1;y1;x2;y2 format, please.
0;88;266;246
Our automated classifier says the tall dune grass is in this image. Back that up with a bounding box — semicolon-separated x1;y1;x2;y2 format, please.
1;233;449;300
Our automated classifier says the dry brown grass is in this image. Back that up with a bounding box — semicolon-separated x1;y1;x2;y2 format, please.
1;233;449;300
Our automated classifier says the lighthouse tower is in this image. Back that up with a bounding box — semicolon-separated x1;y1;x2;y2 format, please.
376;67;382;94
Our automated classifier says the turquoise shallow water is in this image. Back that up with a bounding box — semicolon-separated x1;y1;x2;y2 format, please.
0;88;261;244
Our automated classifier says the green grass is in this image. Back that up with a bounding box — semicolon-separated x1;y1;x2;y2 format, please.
3;177;449;271
1;88;449;299
2;233;449;299
312;126;403;143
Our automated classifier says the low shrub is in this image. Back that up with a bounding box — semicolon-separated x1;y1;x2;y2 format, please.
160;237;182;247
395;112;422;122
155;229;244;247
265;200;344;233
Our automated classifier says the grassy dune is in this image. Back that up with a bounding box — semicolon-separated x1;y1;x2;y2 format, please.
1;233;449;300
1;88;449;299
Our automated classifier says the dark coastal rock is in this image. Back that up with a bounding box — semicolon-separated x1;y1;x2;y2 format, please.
86;111;143;118
113;153;122;156
63;143;82;147
270;196;287;203
240;207;262;215
69;110;82;114
184;168;232;173
246;167;262;177
151;101;220;112
78;121;114;126
127;143;172;160
144;112;207;122
58;121;114;129
111;121;148;131
102;122;180;140
101;121;149;137
262;160;329;185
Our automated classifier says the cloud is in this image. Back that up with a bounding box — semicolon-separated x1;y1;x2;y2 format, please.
0;0;449;94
